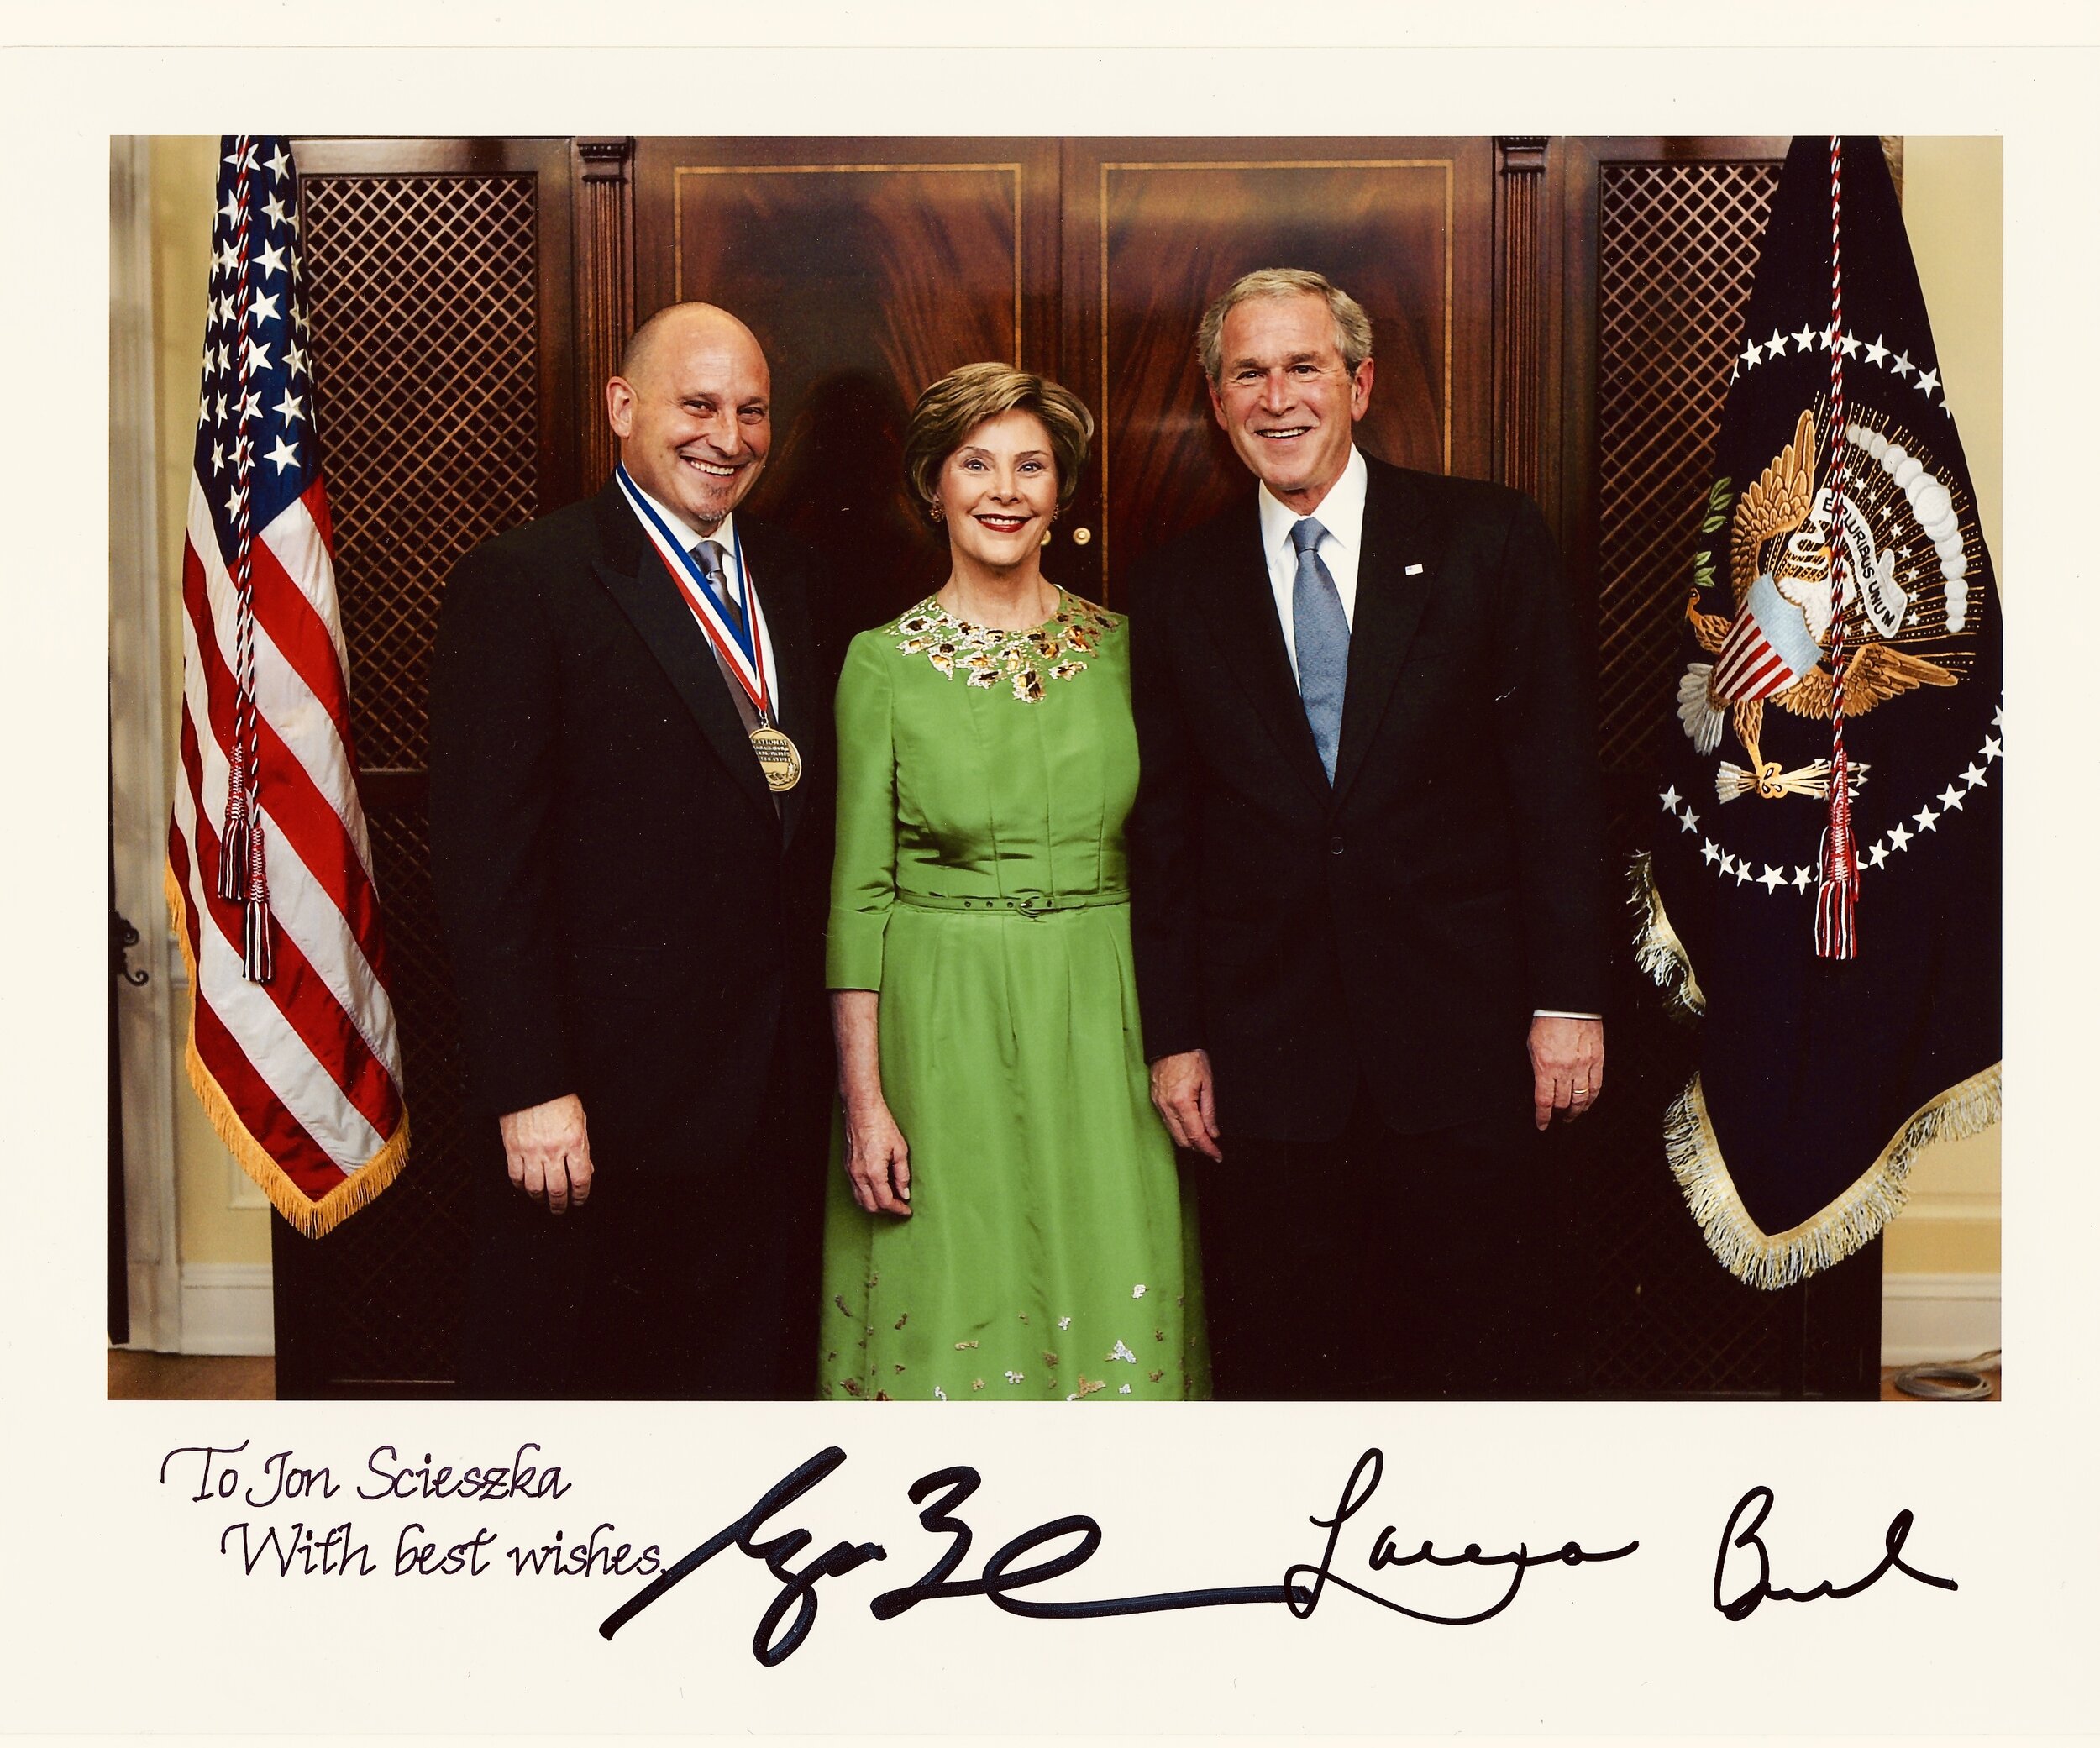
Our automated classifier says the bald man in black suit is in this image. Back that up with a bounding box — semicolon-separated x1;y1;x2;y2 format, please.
432;303;834;1399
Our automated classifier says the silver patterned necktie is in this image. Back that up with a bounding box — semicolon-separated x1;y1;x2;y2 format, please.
694;538;746;638
1290;516;1348;781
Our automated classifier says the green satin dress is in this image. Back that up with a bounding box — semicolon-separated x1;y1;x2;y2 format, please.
819;589;1204;1402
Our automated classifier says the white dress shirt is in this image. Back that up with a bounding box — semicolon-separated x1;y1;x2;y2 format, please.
1254;446;1595;1026
1257;444;1368;685
627;484;782;715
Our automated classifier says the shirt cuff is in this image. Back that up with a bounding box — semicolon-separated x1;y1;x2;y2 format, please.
1531;1010;1604;1021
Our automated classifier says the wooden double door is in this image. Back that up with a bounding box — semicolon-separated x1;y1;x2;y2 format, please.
617;137;1501;643
277;134;1876;1399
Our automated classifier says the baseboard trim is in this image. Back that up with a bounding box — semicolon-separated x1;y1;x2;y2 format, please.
1882;1271;2001;1367
178;1262;276;1357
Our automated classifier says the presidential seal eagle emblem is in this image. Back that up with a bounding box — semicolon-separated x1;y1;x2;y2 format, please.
1674;402;1981;806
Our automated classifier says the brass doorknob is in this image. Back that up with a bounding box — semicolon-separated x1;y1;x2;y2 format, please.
1071;526;1093;546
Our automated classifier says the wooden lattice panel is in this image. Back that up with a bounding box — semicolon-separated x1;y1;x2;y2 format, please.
1593;161;1778;777
1578;154;1866;1396
271;168;545;1391
1579;157;1873;1403
1578;847;1793;1399
271;802;478;1390
299;173;542;769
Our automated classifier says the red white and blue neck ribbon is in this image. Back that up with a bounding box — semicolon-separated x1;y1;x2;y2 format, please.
614;462;778;724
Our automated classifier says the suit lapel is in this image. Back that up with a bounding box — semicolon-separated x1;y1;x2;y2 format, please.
1331;462;1436;805
1203;499;1333;802
589;486;778;828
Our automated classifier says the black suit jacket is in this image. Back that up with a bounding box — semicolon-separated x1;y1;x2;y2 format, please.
428;480;835;1178
1126;456;1609;1142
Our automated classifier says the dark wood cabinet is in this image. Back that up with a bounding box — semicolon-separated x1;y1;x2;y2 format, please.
273;136;581;1394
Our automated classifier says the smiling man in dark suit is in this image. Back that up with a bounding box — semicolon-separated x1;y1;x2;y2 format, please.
1128;268;1609;1400
431;302;832;1399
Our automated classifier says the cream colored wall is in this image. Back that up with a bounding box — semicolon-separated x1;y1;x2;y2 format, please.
1880;136;2003;1280
149;134;273;1268
134;134;2003;1280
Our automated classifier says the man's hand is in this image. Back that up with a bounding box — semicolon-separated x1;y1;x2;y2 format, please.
842;1097;913;1217
1529;1016;1604;1130
1149;1048;1222;1161
497;1094;594;1214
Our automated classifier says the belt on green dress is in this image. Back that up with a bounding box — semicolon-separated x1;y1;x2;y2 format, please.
894;889;1130;918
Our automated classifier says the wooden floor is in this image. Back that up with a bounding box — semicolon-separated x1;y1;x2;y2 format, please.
108;1350;2001;1402
108;1350;275;1399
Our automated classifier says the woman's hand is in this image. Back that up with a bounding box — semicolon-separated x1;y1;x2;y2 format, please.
843;1096;913;1216
831;989;911;1215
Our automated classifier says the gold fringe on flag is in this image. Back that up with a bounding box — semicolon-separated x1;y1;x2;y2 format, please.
1663;1062;2000;1291
1628;853;1999;1288
1628;851;1705;1021
164;861;411;1238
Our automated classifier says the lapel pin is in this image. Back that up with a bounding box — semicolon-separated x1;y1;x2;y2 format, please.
1404;563;1425;576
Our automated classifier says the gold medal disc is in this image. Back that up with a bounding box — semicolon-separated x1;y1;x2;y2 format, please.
750;724;803;792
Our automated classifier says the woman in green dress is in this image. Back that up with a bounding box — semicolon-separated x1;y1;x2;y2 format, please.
820;363;1202;1402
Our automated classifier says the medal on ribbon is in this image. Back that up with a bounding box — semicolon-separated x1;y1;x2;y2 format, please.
615;464;802;792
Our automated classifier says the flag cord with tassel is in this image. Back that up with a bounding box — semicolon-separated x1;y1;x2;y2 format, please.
170;134;411;1233
213;131;275;983
1814;133;1860;959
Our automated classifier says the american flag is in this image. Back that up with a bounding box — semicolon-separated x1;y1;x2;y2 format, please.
165;135;409;1236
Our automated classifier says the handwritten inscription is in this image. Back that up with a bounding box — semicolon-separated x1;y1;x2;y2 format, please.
1285;1446;1639;1625
1713;1484;1957;1620
601;1445;1638;1662
160;1439;653;1583
155;1440;1959;1652
159;1439;570;1505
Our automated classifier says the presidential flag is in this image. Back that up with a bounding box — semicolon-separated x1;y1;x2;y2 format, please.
1638;136;2000;1287
165;135;409;1236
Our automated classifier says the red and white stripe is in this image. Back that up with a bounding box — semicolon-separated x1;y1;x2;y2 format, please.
1709;612;1804;702
167;470;408;1235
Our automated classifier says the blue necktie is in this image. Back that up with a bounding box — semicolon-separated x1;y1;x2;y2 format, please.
695;538;746;638
1290;517;1348;781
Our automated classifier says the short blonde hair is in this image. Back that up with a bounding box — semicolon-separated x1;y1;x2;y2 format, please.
903;364;1095;518
1196;268;1374;385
